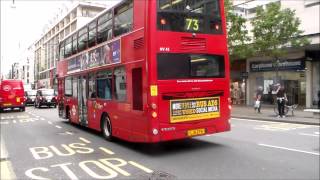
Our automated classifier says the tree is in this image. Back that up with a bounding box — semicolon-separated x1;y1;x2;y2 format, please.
251;2;309;59
225;0;252;61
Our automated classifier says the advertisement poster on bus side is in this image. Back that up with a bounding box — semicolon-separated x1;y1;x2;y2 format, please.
170;97;220;123
67;39;121;74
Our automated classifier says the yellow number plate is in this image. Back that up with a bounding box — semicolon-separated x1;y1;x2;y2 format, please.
3;103;12;106
187;128;206;137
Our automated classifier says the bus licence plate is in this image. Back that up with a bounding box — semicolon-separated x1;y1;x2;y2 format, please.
3;103;12;106
187;128;206;137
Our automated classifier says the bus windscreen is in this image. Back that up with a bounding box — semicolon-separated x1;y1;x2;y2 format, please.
157;0;222;34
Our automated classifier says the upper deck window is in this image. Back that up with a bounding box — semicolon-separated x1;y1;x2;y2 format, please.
88;21;97;48
78;27;88;52
157;0;222;34
97;11;112;43
114;0;133;37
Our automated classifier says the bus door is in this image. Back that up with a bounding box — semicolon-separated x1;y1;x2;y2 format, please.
78;75;88;126
87;73;97;129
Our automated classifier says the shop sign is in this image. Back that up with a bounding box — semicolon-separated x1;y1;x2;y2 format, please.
250;59;305;72
241;72;249;79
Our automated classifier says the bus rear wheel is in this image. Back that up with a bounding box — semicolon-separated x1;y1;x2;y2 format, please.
101;115;113;141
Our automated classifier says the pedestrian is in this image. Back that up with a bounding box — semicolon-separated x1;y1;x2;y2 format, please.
254;86;263;113
234;88;241;105
275;84;287;118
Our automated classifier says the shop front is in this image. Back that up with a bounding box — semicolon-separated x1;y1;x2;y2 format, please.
247;58;306;106
230;60;247;105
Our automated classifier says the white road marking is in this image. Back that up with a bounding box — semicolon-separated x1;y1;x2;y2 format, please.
55;125;62;129
48;121;53;125
65;131;73;135
254;123;311;132
0;122;9;125
258;143;320;156
79;137;91;144
40;118;45;121
315;132;319;135
99;147;115;155
299;133;320;137
231;118;319;127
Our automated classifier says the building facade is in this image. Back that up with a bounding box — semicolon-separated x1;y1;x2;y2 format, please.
11;62;19;80
231;0;320;108
34;2;106;89
19;44;35;89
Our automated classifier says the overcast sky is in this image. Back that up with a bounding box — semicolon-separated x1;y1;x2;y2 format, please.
0;0;119;77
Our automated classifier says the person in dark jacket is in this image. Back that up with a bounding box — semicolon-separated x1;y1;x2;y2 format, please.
275;84;287;118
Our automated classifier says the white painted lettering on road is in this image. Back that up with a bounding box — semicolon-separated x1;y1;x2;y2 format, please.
49;145;76;156
100;158;130;176
30;147;54;160
79;160;117;179
128;161;153;173
25;167;50;180
51;163;78;180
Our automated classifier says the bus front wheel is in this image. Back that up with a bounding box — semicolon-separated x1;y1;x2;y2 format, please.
101;114;113;141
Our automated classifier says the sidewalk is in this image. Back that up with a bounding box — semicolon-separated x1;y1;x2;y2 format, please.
231;105;320;126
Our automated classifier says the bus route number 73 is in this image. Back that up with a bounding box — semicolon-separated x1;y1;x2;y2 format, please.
185;18;199;31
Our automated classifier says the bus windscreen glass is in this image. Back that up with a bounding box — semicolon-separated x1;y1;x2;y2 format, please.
157;53;225;80
157;0;222;34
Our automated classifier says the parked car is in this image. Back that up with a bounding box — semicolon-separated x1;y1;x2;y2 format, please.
34;89;57;108
25;90;37;105
0;80;25;112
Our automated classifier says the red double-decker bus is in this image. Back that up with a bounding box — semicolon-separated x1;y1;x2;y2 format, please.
57;0;231;142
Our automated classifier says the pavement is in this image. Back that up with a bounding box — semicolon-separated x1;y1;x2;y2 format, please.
231;105;320;126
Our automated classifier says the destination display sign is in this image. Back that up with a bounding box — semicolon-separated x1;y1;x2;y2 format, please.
170;97;220;123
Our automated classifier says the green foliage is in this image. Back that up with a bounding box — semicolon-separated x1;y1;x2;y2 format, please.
225;0;252;61
251;2;309;59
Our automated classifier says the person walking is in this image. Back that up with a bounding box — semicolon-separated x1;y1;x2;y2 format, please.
254;86;263;113
275;84;287;118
